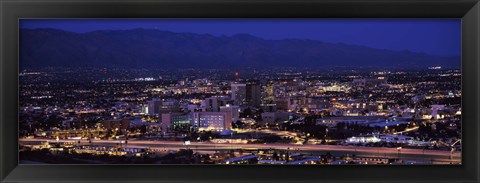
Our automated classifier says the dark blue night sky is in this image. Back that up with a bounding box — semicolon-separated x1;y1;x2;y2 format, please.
20;19;461;56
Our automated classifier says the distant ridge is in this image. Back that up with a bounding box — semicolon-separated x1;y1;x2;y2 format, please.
20;28;460;69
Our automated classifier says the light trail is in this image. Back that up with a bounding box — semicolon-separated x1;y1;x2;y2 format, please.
393;126;420;135
20;138;460;158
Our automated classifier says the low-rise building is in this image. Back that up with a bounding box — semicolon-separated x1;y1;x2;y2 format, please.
223;154;259;164
346;135;381;143
101;119;130;130
379;134;414;144
192;111;232;131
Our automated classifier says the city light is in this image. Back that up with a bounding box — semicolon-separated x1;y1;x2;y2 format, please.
18;19;461;165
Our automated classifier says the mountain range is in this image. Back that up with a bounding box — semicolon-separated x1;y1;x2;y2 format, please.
20;28;460;69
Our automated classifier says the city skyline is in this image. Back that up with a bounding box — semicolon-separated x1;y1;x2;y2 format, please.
18;67;463;165
18;19;462;165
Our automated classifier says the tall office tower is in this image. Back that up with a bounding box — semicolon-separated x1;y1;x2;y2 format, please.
231;83;247;106
246;83;262;107
146;98;162;115
264;84;275;101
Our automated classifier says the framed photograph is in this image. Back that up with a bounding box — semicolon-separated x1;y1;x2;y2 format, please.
1;0;479;182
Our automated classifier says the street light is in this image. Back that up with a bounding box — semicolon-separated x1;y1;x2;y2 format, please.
450;146;455;160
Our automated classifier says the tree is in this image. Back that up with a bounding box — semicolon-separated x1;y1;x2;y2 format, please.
304;115;321;126
140;125;147;134
241;108;253;118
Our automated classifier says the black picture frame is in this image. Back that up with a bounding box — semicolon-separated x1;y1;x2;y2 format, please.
1;0;479;182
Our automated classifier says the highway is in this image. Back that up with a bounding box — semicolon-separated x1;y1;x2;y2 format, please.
393;126;420;135
19;138;461;164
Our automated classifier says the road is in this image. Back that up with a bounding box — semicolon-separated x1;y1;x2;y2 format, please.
393;126;420;135
19;138;461;163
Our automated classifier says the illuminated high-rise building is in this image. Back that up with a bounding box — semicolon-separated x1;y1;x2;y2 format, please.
231;83;247;106
246;82;261;107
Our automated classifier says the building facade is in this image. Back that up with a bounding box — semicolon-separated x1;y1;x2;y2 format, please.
191;112;232;131
231;83;247;106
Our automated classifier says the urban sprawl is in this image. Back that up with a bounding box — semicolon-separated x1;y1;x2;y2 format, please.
19;67;461;165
